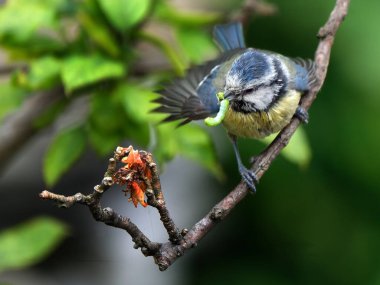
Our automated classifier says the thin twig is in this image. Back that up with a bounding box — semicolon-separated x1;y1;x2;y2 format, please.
40;147;185;257
141;151;183;244
0;63;27;75
40;156;162;256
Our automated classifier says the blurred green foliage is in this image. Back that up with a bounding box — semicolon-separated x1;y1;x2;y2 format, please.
0;0;225;188
43;125;86;186
0;0;310;188
0;217;67;272
262;127;312;169
0;81;27;122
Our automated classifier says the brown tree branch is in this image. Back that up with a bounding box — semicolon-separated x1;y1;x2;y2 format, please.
231;0;278;25
0;86;65;172
114;146;183;244
40;157;162;256
0;63;27;75
40;0;349;272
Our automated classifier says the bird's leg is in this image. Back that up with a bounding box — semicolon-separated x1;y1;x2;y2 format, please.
228;134;257;193
295;106;309;123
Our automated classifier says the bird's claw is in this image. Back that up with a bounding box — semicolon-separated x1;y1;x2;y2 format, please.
295;106;309;124
239;166;258;193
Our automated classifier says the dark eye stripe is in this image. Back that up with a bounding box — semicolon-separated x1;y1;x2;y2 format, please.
270;59;287;97
243;87;254;94
232;58;287;98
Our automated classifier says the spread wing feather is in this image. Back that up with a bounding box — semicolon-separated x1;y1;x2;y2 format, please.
153;49;244;125
153;22;247;126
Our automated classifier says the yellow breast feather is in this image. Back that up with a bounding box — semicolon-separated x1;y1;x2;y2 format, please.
223;90;301;139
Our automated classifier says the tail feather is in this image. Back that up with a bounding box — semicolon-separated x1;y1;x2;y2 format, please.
213;22;246;52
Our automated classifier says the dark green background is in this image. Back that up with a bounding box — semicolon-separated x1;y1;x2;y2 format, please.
188;1;380;284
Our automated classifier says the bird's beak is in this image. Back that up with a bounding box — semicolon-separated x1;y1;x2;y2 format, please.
223;90;233;100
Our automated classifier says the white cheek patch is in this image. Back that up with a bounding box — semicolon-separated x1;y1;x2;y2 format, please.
244;87;276;110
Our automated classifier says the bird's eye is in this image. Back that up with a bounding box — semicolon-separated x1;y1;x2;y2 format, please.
243;88;254;95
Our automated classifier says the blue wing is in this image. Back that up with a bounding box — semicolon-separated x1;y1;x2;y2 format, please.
195;65;221;113
154;22;248;126
291;58;317;91
154;50;243;126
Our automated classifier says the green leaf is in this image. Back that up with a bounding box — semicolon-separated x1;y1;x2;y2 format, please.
155;2;221;27
139;32;186;76
0;3;55;41
97;0;151;31
123;121;150;147
0;216;67;272
153;123;224;179
115;82;160;124
25;56;61;90
33;101;67;129
176;124;224;179
61;55;125;93
89;91;125;133
44;126;86;186
0;81;28;123
153;123;180;165
114;82;162;147
261;127;312;168
12;0;67;10
86;91;149;156
78;10;120;57
0;1;65;53
87;92;124;155
87;123;122;156
175;27;217;64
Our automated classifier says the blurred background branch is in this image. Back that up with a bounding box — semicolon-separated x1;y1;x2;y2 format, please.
231;0;277;24
0;86;65;171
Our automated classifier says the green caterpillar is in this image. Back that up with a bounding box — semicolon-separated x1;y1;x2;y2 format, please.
204;92;229;127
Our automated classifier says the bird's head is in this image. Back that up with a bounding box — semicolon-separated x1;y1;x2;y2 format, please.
224;50;286;113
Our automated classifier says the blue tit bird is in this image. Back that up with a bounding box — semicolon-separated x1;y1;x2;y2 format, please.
154;22;316;192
